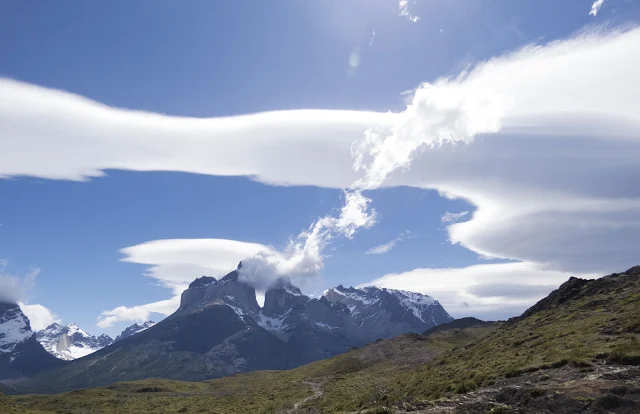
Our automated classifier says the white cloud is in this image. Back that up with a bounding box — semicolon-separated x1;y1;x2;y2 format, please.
97;296;179;328
104;197;375;327
104;191;377;324
19;302;61;331
95;238;272;327
3;27;640;320
365;240;397;255
365;231;410;255
240;190;376;290
0;81;391;186
398;0;420;23
589;0;605;16
0;260;40;304
441;211;469;223
363;262;598;320
119;238;271;294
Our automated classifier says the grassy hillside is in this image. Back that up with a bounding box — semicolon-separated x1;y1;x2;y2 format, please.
7;324;497;413
5;267;640;413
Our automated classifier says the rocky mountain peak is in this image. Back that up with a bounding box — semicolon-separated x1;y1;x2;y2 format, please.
0;302;34;354
1;302;64;378
179;269;259;316
36;322;113;361
324;285;452;338
188;276;217;289
262;278;308;317
114;321;156;342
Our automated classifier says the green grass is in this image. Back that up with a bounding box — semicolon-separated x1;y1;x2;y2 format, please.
10;372;311;413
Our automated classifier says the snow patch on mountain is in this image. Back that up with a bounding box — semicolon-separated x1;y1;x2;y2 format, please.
0;307;33;353
37;323;113;361
315;322;337;330
114;321;156;342
256;310;290;333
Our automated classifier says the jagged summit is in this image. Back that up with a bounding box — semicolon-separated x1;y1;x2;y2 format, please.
324;284;452;338
6;270;454;391
188;276;216;289
114;321;156;342
0;302;34;354
0;302;64;378
36;322;113;361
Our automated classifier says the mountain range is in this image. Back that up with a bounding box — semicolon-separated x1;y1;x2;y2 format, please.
0;263;452;391
34;320;157;361
3;265;638;413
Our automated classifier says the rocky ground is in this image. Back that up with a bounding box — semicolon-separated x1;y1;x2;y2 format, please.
400;364;640;414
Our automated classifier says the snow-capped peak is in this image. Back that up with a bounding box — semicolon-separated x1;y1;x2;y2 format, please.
323;284;452;335
66;323;90;338
114;321;156;342
36;322;113;361
0;303;34;353
325;285;379;305
388;289;435;305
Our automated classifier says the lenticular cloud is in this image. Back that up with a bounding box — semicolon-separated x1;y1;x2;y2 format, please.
2;27;640;295
241;26;640;285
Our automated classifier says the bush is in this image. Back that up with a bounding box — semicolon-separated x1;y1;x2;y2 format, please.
454;379;478;394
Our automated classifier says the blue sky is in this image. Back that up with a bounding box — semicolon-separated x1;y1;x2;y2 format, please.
1;0;640;337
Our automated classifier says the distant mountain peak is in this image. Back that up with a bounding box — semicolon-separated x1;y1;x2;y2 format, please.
324;284;452;337
267;277;303;296
36;322;113;361
1;302;64;378
188;276;217;289
114;321;156;342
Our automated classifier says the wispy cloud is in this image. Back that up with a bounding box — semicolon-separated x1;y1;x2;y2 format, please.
97;297;179;329
0;259;40;304
365;240;398;255
399;0;420;23
442;211;469;223
240;190;377;290
0;260;58;331
365;231;411;255
589;0;606;16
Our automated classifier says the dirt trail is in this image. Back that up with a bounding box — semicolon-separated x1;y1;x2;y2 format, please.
293;380;323;409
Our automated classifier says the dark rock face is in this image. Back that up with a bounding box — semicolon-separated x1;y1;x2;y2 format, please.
262;277;308;317
9;270;453;393
0;302;65;379
324;285;454;339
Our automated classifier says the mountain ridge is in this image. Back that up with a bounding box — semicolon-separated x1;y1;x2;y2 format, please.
2;267;452;392
7;265;638;412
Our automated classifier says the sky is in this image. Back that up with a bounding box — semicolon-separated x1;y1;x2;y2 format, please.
1;0;640;338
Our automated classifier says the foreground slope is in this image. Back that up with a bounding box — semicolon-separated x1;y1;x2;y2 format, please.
6;266;640;413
